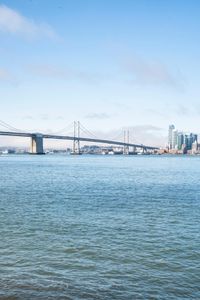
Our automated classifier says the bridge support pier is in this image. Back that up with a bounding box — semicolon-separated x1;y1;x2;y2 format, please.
142;147;147;154
123;145;129;155
30;134;44;154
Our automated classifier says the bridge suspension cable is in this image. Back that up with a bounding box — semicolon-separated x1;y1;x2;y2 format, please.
48;122;74;135
79;122;99;139
108;129;124;142
0;119;29;133
127;130;142;145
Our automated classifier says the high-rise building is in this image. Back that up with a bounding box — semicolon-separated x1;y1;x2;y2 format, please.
192;140;198;154
184;133;198;150
172;129;178;149
168;124;175;149
168;125;198;152
177;132;184;150
192;134;198;144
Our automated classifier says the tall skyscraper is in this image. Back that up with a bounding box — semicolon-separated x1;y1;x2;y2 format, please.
168;124;198;152
168;125;175;149
183;133;198;150
172;129;178;149
177;132;184;150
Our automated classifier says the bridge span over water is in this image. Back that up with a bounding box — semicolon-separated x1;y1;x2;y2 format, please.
0;130;158;154
0;120;159;154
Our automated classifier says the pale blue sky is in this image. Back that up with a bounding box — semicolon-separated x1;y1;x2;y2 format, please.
0;0;200;146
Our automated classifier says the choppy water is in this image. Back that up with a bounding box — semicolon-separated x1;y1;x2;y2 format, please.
0;155;200;299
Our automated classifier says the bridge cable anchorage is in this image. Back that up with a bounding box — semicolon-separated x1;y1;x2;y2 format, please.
0;119;30;133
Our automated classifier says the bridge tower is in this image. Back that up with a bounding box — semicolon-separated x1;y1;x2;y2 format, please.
30;134;44;154
123;130;129;155
71;121;81;155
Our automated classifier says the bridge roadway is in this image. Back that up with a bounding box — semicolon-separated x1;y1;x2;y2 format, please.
0;131;158;153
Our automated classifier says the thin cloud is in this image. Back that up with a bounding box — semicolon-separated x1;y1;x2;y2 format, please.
22;115;34;120
85;113;111;120
29;64;67;78
0;5;57;39
22;115;67;121
0;68;11;80
28;64;103;84
127;125;163;132
175;104;191;116
123;56;179;87
145;108;169;119
0;67;17;84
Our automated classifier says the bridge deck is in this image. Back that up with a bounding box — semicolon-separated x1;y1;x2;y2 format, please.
0;131;158;150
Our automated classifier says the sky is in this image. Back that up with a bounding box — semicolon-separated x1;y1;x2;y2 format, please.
0;0;200;147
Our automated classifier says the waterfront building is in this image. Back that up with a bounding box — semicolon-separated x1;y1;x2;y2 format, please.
181;143;187;154
168;125;198;152
177;132;184;150
172;129;178;149
168;124;175;149
191;134;198;146
183;133;198;150
192;140;198;154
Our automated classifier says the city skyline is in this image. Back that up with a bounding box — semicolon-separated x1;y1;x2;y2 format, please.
168;124;198;153
1;1;200;147
0;121;199;150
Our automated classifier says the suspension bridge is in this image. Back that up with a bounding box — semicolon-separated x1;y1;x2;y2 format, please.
0;120;159;154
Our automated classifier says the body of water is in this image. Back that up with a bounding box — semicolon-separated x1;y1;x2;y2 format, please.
0;155;200;299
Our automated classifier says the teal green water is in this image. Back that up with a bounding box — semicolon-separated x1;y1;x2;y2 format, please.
0;155;200;299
